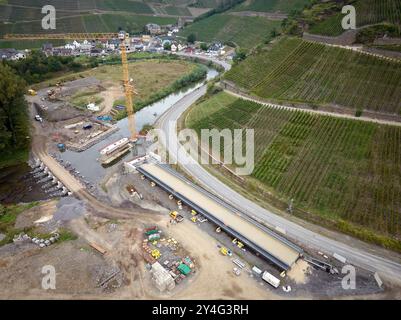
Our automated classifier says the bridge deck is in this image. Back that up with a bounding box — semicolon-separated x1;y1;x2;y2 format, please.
138;163;301;270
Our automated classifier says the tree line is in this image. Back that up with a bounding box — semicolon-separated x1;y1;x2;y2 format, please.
4;50;84;84
0;64;30;164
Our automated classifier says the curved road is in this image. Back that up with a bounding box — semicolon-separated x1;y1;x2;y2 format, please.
156;55;401;283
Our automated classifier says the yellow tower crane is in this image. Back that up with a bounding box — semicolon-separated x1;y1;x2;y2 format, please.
4;31;137;141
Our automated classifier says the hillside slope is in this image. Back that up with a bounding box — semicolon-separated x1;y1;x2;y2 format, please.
232;0;310;13
306;0;401;37
187;91;401;250
178;13;281;50
225;37;401;115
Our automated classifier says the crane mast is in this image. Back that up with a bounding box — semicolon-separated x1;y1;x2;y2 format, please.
4;31;137;141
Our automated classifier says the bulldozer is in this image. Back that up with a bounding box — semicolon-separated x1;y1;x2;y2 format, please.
28;89;37;96
169;211;184;222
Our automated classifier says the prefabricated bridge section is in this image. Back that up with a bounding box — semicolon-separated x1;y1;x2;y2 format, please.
137;163;302;271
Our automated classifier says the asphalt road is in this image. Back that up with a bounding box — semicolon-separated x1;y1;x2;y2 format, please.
155;57;401;283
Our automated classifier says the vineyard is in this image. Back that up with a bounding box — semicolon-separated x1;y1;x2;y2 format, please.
225;37;401;115
187;92;401;245
0;13;177;36
308;0;401;36
232;0;310;13
2;0;154;14
178;14;281;50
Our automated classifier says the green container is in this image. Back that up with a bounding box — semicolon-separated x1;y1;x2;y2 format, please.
145;229;159;236
178;263;191;275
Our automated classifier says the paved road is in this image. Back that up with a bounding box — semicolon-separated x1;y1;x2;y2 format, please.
155;62;401;283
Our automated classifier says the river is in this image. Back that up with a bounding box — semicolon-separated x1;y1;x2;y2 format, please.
57;68;218;184
0;68;218;203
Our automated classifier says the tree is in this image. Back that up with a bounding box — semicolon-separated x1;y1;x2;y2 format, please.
200;42;208;51
164;42;172;51
233;49;247;63
0;64;29;154
187;33;196;44
270;28;279;38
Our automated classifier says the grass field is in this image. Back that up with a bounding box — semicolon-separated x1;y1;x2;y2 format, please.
187;91;401;249
178;14;281;50
308;0;401;36
62;59;197;110
232;0;310;13
225;37;401;115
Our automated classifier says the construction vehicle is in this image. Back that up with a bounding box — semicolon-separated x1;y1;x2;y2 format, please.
151;249;161;259
219;247;232;256
28;89;37;96
216;227;221;233
232;238;244;249
191;209;198;216
191;216;197;223
169;211;184;222
4;31;137;142
57;143;66;152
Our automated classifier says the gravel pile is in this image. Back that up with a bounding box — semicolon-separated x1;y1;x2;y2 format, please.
53;197;86;222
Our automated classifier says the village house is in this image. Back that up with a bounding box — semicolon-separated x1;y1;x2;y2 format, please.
90;47;103;57
107;39;120;51
0;48;26;60
145;23;162;35
177;43;185;51
53;48;73;56
42;43;53;56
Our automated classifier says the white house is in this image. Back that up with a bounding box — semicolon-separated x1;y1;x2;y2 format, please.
0;49;27;60
171;44;177;52
177;43;186;51
12;52;26;60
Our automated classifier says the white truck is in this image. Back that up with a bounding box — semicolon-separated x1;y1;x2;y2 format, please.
262;271;281;288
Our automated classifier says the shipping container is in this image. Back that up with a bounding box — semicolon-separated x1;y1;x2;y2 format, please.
262;271;280;288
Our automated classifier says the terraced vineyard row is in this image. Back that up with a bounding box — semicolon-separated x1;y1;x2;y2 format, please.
225;37;401;115
187;92;401;240
178;14;281;50
225;37;302;89
232;0;310;13
356;0;401;28
0;13;177;36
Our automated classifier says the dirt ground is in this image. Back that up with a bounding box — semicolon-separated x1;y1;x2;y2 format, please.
98;84;124;115
0;191;278;300
0;182;397;300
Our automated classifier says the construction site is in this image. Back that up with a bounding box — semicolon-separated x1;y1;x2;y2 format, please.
1;28;401;301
